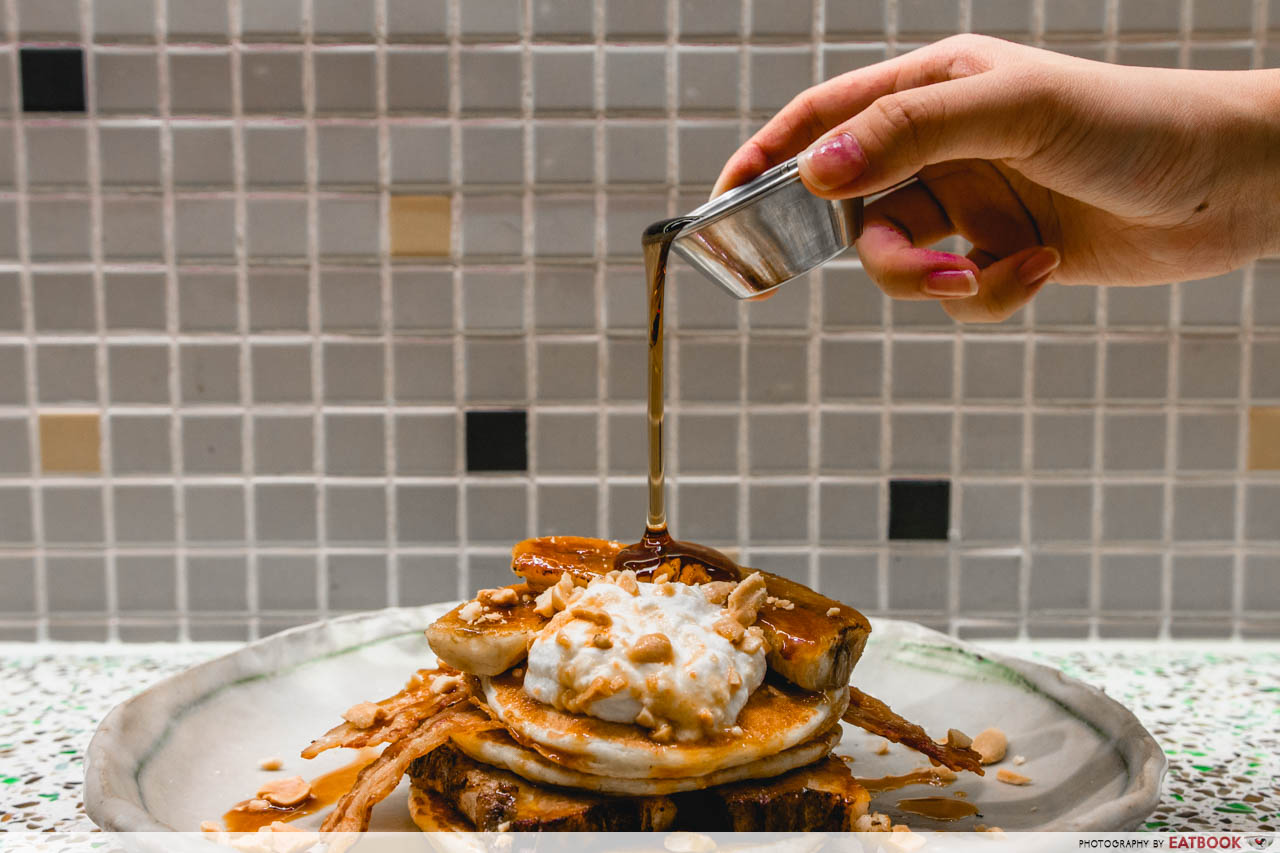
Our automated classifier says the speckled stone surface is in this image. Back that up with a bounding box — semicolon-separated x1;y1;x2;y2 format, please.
1;642;1277;833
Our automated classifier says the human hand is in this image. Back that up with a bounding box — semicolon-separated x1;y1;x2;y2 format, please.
715;35;1280;322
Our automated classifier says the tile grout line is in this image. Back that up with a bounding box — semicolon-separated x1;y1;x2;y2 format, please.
301;0;328;621
227;0;257;640
373;0;398;610
9;0;49;642
447;0;468;600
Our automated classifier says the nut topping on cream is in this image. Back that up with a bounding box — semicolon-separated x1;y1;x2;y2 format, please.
522;571;768;741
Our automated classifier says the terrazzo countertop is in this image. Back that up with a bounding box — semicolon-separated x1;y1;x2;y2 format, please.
1;641;1277;834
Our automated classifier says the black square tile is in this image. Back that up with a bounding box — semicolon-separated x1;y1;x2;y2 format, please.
20;48;86;113
888;479;950;540
466;410;527;472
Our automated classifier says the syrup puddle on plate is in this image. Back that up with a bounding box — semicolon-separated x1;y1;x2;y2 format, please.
222;748;378;832
896;796;981;821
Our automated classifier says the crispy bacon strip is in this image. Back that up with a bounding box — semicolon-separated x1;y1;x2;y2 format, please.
301;668;471;759
320;707;500;832
843;687;984;775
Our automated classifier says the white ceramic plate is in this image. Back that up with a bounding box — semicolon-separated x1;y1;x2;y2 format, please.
85;605;1164;833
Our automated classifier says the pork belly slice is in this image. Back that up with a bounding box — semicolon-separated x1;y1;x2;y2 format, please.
408;745;869;832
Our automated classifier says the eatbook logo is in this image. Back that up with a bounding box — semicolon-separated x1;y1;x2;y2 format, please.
1246;836;1274;851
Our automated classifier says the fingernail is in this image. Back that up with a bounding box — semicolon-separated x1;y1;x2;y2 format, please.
1016;247;1061;286
798;132;866;191
924;269;979;297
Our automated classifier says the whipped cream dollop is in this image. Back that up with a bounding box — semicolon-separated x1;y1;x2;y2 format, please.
522;576;768;742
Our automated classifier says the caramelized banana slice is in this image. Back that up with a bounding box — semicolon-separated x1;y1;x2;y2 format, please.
425;583;546;676
510;536;871;692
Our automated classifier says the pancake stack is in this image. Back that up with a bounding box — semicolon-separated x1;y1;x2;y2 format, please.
303;536;984;833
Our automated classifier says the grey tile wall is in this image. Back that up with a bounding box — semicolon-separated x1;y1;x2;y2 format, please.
0;0;1276;643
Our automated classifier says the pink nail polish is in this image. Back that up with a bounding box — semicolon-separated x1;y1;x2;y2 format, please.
924;269;978;297
798;132;866;191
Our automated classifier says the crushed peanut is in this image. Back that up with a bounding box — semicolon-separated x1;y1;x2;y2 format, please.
726;666;741;688
570;606;612;626
478;612;503;623
996;768;1031;786
972;727;1008;764
615;570;640;596
245;798;273;812
739;625;767;655
257;775;312;808
479;587;518;607
934;766;958;782
726;572;768;626
200;820;223;833
701;581;737;605
826;606;841;617
765;595;795;611
258;757;283;771
342;701;382;729
629;632;675;664
712;616;745;643
592;632;613;649
457;600;484;624
854;813;892;832
874;739;890;756
429;673;464;695
635;707;657;728
651;722;674;742
1013;754;1026;766
945;728;972;749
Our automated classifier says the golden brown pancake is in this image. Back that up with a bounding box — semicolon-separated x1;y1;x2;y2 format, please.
449;723;843;796
480;671;849;779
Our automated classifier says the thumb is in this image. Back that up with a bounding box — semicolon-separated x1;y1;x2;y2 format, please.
797;73;1039;198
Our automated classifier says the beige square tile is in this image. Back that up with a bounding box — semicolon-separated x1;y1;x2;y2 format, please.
1249;406;1280;470
390;195;451;257
39;413;101;474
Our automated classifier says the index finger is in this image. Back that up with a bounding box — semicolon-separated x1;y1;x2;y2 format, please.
711;37;992;197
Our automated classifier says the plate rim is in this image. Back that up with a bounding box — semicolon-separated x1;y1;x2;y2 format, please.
84;606;1165;833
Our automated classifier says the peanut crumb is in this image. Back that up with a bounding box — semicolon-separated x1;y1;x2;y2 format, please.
635;707;657;728
726;666;741;688
269;821;302;832
934;766;958;782
765;595;795;611
479;587;519;607
972;727;1007;764
570;605;612;626
1013;754;1026;766
342;701;382;729
615;570;640;596
629;632;674;664
996;768;1031;786
713;616;745;643
257;775;312;808
854;813;892;832
727;572;768;625
650;723;674;742
826;606;841;617
874;738;890;756
429;673;464;694
457;600;484;624
200;820;222;833
258;757;283;771
592;632;613;649
479;612;502;623
246;798;273;813
701;581;736;605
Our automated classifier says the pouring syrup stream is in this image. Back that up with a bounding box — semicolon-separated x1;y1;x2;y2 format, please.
614;218;739;577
